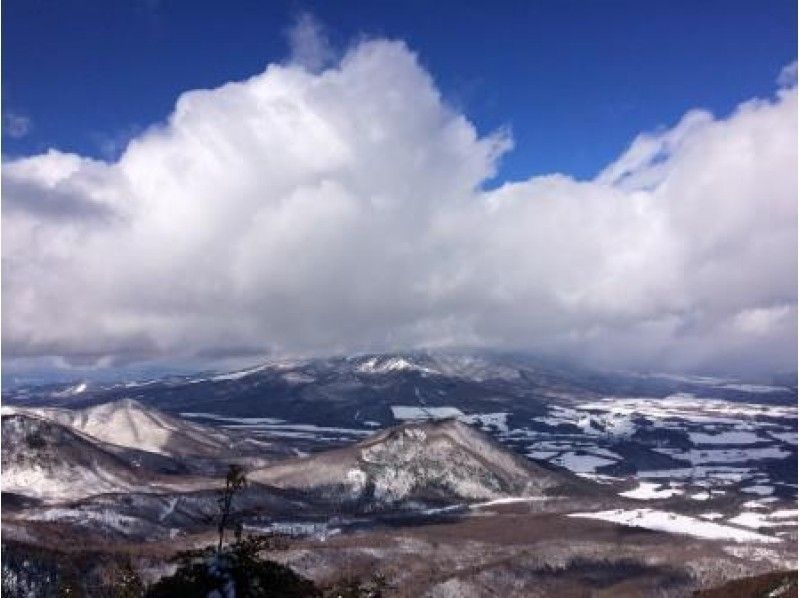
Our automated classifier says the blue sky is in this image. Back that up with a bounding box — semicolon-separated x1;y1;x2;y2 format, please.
3;0;796;182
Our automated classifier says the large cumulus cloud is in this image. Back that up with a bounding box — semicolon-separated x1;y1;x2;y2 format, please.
2;38;796;375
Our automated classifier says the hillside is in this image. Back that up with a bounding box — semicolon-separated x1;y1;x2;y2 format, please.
1;413;158;502
2;399;273;460
249;418;587;510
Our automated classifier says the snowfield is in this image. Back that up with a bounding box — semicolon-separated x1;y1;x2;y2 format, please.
619;482;683;500
569;509;780;543
727;510;797;529
358;357;435;375
391;406;464;420
577;394;797;421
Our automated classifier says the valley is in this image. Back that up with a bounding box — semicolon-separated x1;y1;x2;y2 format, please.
1;352;797;596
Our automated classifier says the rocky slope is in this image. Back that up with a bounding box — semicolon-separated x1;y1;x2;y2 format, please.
2;399;270;459
249;418;586;510
1;413;160;502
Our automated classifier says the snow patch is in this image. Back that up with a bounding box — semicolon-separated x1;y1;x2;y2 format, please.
552;452;617;473
689;430;761;445
768;431;798;446
358;357;434;375
619;482;683;500
569;509;778;543
728;510;797;529
209;364;268;381
391;406;464;421
742;485;774;496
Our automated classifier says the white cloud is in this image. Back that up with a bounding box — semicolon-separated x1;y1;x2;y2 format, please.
286;12;336;73
733;305;794;336
778;61;797;88
1;41;796;376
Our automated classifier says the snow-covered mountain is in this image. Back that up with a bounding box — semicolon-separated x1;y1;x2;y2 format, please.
3;352;795;501
0;409;592;549
1;413;157;502
249;418;585;509
1;354;796;597
2;398;271;459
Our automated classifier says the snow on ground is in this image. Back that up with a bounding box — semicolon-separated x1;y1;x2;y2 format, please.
636;465;752;482
586;447;623;460
619;482;683;500
717;383;789;394
222;422;373;435
182;412;373;438
688;430;762;445
631;373;789;394
576;473;624;484
20;508;153;535
771;509;798;518
635;373;730;386
391;406;464;420
568;509;779;543
460;412;509;433
243;521;340;541
50;382;88;397
537;406;634;437
282;371;316;384
358;357;435;375
469;496;550;509
577;395;797;422
598;413;636;436
158;498;179;522
418;496;550;517
209;364;268;381
522;439;622;474
743;498;779;508
768;431;798;445
9;400;243;457
653;446;792;465
527;450;558;460
182;413;285;424
435;356;522;382
728;510;797;529
537;405;577;428
2;462;137;502
121;380;159;388
742;485;775;496
552;452;617;473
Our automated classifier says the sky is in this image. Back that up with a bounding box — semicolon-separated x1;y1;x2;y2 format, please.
3;0;797;180
2;1;798;378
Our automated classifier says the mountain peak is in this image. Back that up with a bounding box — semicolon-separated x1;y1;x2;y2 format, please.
3;399;240;459
250;416;573;510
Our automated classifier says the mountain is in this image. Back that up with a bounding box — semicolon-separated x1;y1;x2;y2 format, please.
2;398;280;461
1;413;162;502
3;351;795;500
2;400;592;526
6;352;794;430
1;399;313;508
0;356;796;597
249;418;589;510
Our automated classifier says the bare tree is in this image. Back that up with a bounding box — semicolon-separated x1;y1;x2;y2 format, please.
217;464;247;552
